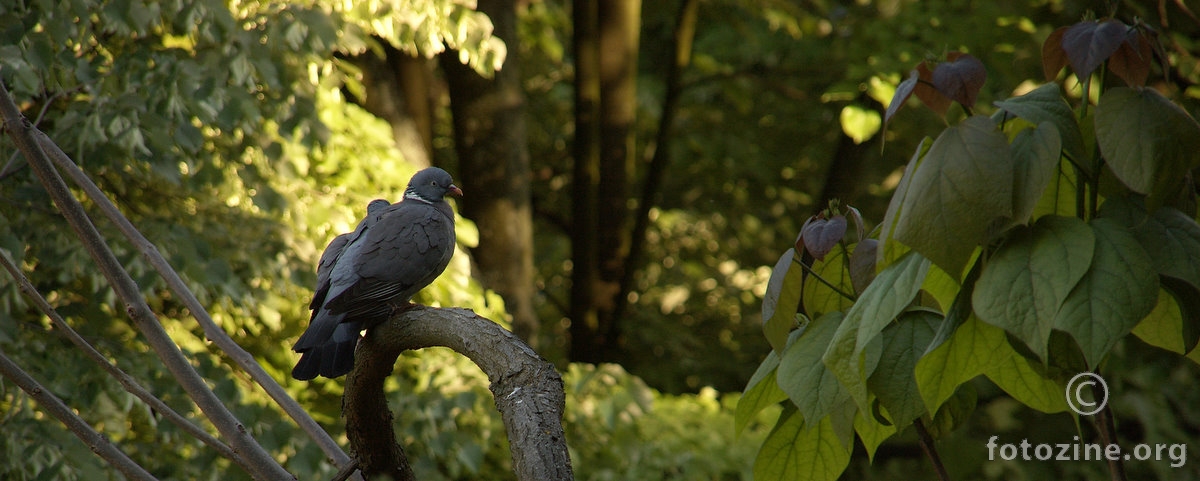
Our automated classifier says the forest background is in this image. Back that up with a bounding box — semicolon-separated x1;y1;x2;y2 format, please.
1;0;1198;479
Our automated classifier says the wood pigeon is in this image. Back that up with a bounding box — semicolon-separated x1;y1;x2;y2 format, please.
292;167;462;380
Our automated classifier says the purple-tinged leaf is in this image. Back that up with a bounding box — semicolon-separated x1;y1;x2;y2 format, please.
1061;20;1130;82
1108;30;1154;87
913;61;952;116
846;205;866;242
885;70;920;125
1042;26;1069;80
931;53;986;109
799;215;848;261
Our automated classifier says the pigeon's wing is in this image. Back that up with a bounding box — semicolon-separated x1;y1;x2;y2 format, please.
306;200;390;311
309;233;350;311
293;200;393;376
324;202;455;318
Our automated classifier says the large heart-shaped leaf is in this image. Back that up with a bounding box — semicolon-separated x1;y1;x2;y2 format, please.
822;252;930;411
1098;196;1200;292
866;309;940;427
1095;87;1200;208
754;408;851;481
915;316;1006;417
1009;122;1063;226
1052;218;1159;367
994;83;1083;167
763;249;804;352
801;243;855;317
777;312;850;424
972;215;1094;360
893;115;1013;278
878;137;932;266
737;352;788;434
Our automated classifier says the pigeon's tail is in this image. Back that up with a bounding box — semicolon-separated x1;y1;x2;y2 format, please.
291;315;363;380
292;308;348;380
293;308;343;352
320;321;363;378
291;337;358;380
291;349;323;381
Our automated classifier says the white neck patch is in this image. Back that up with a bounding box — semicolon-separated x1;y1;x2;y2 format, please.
404;191;433;204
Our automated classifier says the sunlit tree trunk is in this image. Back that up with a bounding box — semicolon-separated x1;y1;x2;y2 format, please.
348;42;435;168
442;0;540;344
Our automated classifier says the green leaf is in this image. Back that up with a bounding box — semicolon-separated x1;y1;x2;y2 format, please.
994;83;1085;167
867;309;940;427
823;252;930;411
1095;87;1200;208
878;137;932;266
801;244;855;317
737;351;788;434
778;312;850;423
754;407;852;481
763;249;804;352
893;115;1014;278
1098;196;1200;292
1052;218;1159;367
973;216;1094;359
853;407;897;462
839;105;881;144
1131;290;1186;354
920;263;960;313
1161;277;1200;353
923;382;977;439
1032;158;1079;219
1009;123;1063;226
915;316;1006;416
982;350;1068;413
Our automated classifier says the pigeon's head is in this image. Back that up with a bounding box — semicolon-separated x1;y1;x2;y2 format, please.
366;199;391;213
405;167;463;203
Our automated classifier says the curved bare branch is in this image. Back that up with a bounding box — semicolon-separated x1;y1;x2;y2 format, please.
344;306;573;481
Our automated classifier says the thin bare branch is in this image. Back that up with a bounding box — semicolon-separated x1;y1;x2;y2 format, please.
0;80;294;481
0;249;239;462
36;129;354;472
0;349;159;481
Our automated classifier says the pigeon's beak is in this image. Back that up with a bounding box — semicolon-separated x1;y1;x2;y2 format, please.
448;184;464;197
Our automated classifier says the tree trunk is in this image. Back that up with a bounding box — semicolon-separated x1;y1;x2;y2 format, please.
594;0;642;353
349;42;435;168
815;95;882;209
569;0;642;363
569;0;604;363
441;0;540;345
614;0;698;326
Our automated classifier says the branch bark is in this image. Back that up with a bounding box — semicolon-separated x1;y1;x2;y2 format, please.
35;130;353;473
344;306;573;481
0;350;158;481
0;250;238;463
0;80;294;481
